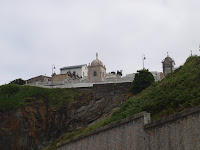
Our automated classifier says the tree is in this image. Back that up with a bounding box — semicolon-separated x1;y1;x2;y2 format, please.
130;69;155;94
117;70;123;76
111;70;123;76
9;78;26;85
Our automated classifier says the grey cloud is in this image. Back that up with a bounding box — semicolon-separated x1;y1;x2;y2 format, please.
0;0;200;85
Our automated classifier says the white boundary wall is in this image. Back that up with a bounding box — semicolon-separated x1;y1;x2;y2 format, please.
27;80;133;88
27;71;163;88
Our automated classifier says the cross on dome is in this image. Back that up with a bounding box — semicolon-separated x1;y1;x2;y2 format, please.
91;53;103;66
96;53;98;59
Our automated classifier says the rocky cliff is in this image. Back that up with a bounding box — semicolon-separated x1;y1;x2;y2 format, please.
0;82;131;150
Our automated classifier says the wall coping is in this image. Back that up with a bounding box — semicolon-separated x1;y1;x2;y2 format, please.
144;106;200;129
57;111;148;148
93;82;132;87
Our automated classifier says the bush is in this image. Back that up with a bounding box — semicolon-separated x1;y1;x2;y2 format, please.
9;78;26;85
130;69;155;94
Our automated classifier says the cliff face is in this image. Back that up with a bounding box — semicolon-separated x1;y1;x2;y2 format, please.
0;99;69;150
0;82;131;150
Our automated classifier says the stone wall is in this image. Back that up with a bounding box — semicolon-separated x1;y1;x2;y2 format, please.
26;75;50;84
93;82;132;100
144;106;200;150
57;112;150;150
57;106;200;150
52;74;68;82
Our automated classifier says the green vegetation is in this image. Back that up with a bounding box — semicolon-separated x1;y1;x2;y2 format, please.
44;56;200;150
9;78;26;85
107;56;200;122
130;69;155;94
117;70;123;76
0;84;79;111
110;70;123;76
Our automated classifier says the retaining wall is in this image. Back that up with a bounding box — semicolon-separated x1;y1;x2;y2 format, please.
92;82;132;99
144;106;200;150
57;106;200;150
27;80;132;88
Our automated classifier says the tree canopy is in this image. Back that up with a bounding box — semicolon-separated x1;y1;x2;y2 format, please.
110;70;123;76
117;70;123;76
9;78;26;85
130;69;155;94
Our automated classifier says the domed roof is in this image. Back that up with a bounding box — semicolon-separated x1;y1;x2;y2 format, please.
164;56;174;62
91;59;103;66
162;52;175;64
91;53;104;66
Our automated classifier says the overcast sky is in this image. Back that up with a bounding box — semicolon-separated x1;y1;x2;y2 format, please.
1;0;200;85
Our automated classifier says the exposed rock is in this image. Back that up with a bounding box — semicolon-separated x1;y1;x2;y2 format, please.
0;82;131;150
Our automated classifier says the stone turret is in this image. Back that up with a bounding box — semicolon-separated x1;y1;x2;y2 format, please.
162;53;175;76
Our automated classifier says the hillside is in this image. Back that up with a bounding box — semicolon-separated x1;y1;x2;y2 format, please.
0;84;81;111
47;55;200;150
105;55;200;122
0;83;131;150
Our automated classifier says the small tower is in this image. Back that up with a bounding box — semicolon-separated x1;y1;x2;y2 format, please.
162;53;175;76
88;53;106;82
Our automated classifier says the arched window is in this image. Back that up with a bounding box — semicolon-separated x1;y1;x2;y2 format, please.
93;71;97;76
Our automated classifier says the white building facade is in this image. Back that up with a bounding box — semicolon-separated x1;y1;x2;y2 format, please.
150;71;164;81
60;64;88;78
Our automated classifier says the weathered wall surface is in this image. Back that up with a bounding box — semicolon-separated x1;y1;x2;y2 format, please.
93;82;131;100
52;74;68;82
0;82;132;150
26;75;50;84
58;106;200;150
58;112;150;150
144;106;200;150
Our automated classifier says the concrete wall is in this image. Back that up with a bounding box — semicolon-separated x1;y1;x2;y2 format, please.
57;106;200;150
81;65;88;77
151;71;164;81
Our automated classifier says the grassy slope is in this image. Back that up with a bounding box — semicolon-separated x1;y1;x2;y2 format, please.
44;55;200;150
0;85;80;111
106;55;200;122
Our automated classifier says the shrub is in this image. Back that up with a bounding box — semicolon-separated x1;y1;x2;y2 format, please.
130;69;155;94
9;78;26;85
